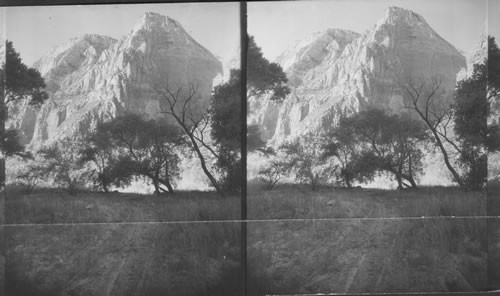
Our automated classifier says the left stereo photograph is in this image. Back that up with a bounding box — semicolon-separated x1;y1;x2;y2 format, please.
1;3;243;296
2;2;242;224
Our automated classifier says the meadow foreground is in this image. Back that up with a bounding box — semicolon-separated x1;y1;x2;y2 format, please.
248;183;486;220
5;186;240;224
247;183;489;294
4;222;242;296
248;218;488;294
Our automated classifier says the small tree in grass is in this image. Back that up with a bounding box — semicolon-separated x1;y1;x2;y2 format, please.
15;163;45;194
279;133;330;191
257;148;293;190
38;138;86;195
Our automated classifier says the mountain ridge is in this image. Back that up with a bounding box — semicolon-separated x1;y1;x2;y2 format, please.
250;6;466;145
8;12;222;149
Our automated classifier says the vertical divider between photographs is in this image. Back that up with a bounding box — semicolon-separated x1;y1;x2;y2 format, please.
1;8;5;295
240;2;248;295
488;1;500;288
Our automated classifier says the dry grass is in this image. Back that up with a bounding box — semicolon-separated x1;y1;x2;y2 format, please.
248;181;486;219
488;180;500;216
5;222;242;296
247;182;489;294
5;185;240;224
248;218;488;294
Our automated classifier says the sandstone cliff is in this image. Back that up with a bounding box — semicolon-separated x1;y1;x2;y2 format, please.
250;7;466;145
8;12;222;149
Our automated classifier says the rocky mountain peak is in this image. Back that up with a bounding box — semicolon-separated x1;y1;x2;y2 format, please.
380;6;427;26
370;6;458;56
250;7;465;147
131;12;184;35
9;13;222;149
32;34;117;92
123;12;217;65
275;28;360;87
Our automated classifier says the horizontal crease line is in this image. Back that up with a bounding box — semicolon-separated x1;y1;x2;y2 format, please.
2;215;500;227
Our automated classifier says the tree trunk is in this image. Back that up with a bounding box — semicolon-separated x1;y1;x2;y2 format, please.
343;169;352;188
345;176;352;188
185;128;223;195
164;178;175;193
407;99;464;187
430;128;464;187
163;163;175;194
100;174;109;193
153;169;160;195
396;175;403;190
407;175;418;188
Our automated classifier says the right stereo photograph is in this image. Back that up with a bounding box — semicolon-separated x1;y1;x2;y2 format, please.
247;0;498;294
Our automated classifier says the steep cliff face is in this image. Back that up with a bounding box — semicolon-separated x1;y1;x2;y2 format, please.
8;12;222;149
251;7;466;145
248;29;360;141
456;32;487;82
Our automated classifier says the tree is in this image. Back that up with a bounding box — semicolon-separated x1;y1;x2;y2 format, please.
155;81;224;194
487;36;500;151
1;41;48;106
247;35;290;101
257;148;293;190
247;124;265;151
338;109;427;189
279;133;329;191
38;138;86;195
488;36;500;101
451;36;500;189
1;41;48;186
79;122;118;193
15;162;45;194
210;69;242;193
92;114;183;194
321;119;364;188
454;63;488;189
401;77;465;187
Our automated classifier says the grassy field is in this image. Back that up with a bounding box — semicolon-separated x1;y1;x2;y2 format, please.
247;181;490;294
248;218;488;294
488;219;500;290
4;222;242;296
488;180;500;216
3;185;242;296
5;185;240;224
248;181;486;219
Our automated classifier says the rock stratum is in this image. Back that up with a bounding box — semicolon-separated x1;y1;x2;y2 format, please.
249;7;467;145
8;12;222;149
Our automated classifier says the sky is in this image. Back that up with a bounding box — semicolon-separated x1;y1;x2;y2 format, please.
491;0;500;42
249;0;491;61
3;2;240;66
2;1;498;66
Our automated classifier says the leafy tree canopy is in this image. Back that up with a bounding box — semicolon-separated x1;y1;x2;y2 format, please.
1;40;48;106
247;35;290;101
489;36;500;98
211;69;241;150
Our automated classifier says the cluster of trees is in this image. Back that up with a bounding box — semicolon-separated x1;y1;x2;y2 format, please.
259;109;428;190
1;41;49;186
259;36;500;192
399;36;500;190
79;114;183;194
6;35;288;196
5;34;497;193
